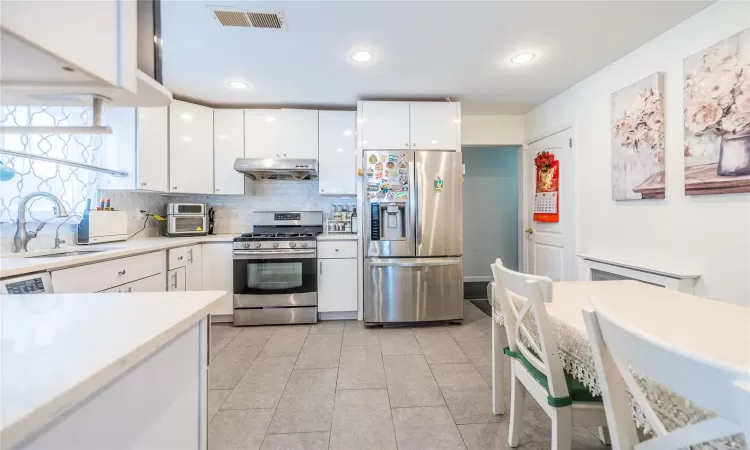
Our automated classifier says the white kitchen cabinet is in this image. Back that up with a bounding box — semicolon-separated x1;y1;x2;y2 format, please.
244;109;282;158
104;274;166;293
168;245;202;291
317;258;358;313
167;267;186;291
318;111;356;196
97;107;169;192
0;1;137;99
169;100;214;194
361;102;410;150
213;110;245;195
202;243;234;319
409;102;460;150
185;245;203;291
137;107;170;192
281;109;318;159
51;252;166;294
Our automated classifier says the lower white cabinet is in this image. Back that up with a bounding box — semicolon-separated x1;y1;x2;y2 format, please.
168;245;202;291
167;267;186;291
201;243;234;318
317;257;357;313
186;245;203;291
103;273;165;293
51;252;166;293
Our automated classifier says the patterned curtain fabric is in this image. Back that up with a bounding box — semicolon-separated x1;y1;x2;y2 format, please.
0;106;103;223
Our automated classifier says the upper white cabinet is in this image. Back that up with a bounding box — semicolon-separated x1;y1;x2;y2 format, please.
0;1;171;107
281;109;318;159
97;106;169;192
169;100;214;194
361;102;410;150
409;102;460;150
319;111;356;196
244;109;282;158
137;107;169;192
214;110;245;195
359;101;461;151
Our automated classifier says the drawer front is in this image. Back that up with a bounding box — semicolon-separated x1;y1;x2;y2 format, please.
51;251;166;293
317;241;357;259
168;246;189;270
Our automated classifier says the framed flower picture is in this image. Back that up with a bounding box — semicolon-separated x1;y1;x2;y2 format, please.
611;73;666;200
684;29;750;195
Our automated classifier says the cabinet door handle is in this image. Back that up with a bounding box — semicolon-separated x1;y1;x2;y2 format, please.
283;153;287;157
173;186;177;190
215;188;220;192
334;248;339;252
118;270;126;276
140;182;147;186
276;154;280;157
126;287;132;292
172;271;178;288
412;143;416;147
188;248;193;263
404;143;408;147
178;256;183;260
319;261;323;275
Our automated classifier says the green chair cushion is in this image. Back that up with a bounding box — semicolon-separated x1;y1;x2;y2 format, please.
504;347;602;407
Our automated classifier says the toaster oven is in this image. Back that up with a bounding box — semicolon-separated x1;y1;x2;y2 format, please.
166;203;208;236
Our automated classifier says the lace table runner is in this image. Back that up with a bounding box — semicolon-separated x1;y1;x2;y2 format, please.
490;298;746;449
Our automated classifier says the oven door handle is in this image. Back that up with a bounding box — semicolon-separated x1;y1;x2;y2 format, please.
233;250;317;259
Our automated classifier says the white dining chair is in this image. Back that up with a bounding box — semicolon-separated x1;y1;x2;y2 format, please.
491;259;609;450
583;298;750;449
488;280;507;415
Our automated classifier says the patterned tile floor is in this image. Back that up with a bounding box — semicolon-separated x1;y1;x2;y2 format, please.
208;301;608;450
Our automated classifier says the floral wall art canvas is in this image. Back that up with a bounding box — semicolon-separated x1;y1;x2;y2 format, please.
611;73;665;200
684;29;750;195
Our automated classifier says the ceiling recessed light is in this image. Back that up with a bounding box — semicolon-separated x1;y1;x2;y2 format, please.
228;80;249;89
265;116;277;122
182;136;192;142
510;52;536;64
343;129;353;136
180;113;192;121
351;51;373;63
217;134;228;140
453;119;462;124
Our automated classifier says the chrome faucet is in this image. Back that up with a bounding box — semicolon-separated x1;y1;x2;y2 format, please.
53;214;81;249
13;192;68;253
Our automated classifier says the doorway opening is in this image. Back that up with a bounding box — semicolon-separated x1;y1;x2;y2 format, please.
461;145;521;311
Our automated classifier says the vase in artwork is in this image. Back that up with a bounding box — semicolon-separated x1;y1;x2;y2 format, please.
717;133;750;177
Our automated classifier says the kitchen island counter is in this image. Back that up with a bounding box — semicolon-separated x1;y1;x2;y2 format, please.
1;290;223;449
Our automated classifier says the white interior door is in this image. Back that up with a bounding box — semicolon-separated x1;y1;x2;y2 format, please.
523;128;575;281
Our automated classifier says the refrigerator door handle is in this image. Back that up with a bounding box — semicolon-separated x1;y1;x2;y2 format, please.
413;160;422;250
369;258;459;267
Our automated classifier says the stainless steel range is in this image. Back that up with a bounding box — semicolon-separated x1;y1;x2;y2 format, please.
233;211;323;326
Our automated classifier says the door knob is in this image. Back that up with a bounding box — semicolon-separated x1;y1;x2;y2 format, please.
525;228;534;235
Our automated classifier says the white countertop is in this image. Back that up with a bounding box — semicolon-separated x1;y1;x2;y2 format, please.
317;233;358;241
0;234;238;279
0;291;224;449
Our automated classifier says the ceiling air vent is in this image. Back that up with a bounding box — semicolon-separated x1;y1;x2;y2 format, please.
213;10;287;30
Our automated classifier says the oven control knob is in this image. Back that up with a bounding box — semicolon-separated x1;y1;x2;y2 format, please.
273;242;279;248
254;242;261;249
243;242;250;249
301;242;308;248
289;242;296;248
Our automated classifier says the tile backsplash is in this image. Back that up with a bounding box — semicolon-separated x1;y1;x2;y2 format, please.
0;180;354;253
166;179;355;234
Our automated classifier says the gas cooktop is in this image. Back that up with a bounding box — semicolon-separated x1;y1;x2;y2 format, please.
234;232;319;241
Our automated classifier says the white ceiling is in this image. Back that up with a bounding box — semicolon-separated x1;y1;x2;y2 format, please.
161;1;711;114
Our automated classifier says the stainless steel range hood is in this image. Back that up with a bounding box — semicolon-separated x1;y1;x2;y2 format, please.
234;158;318;180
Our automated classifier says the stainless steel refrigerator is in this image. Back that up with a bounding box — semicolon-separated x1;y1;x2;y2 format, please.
363;150;463;324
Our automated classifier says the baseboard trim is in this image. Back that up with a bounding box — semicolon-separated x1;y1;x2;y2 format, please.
463;276;492;282
210;314;233;323
319;311;358;321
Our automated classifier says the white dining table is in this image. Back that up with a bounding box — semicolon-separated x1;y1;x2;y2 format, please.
490;280;750;448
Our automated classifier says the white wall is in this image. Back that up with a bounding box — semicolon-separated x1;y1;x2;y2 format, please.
461;114;524;146
524;2;750;306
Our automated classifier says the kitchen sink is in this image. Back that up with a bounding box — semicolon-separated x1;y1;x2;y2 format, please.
26;250;108;258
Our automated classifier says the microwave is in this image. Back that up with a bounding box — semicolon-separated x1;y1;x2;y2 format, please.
166;203;208;236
